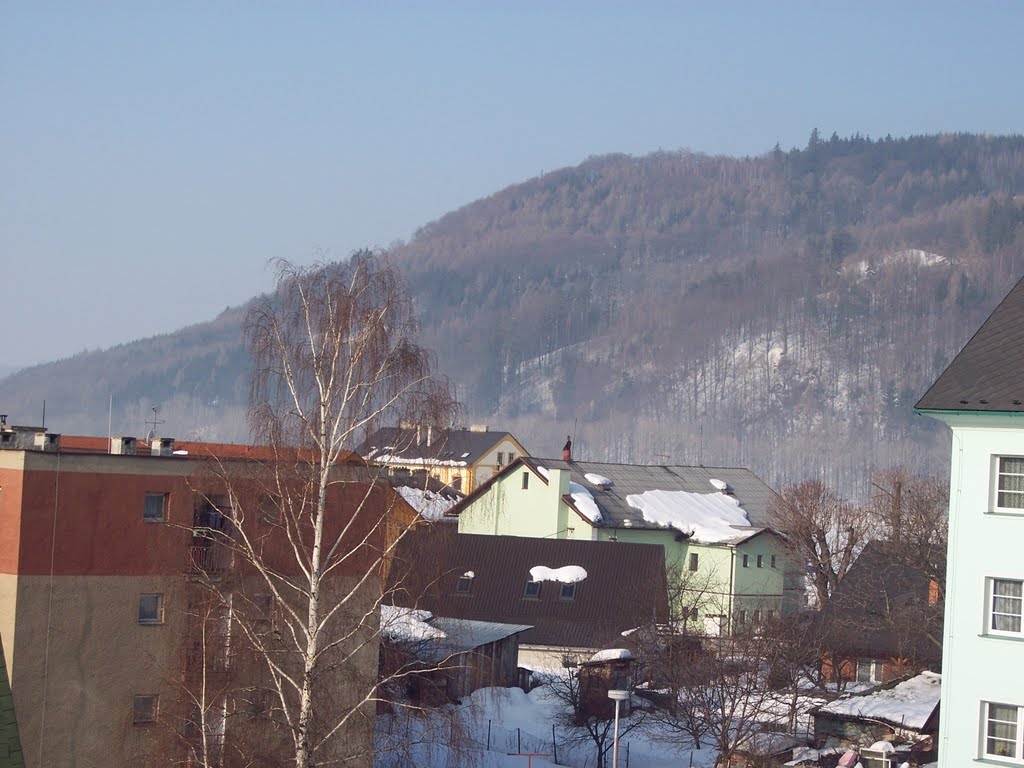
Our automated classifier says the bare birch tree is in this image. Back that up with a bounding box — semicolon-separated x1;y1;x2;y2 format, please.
179;252;456;768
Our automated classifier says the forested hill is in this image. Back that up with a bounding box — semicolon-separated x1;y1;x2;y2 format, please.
5;133;1024;495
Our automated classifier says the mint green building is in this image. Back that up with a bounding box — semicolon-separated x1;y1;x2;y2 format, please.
916;275;1024;766
454;457;798;636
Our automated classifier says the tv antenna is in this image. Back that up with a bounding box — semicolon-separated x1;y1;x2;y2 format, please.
145;406;165;442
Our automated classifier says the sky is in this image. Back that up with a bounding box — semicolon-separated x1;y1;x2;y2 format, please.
2;2;1023;368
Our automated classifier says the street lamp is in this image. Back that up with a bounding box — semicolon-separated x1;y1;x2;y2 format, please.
607;689;629;768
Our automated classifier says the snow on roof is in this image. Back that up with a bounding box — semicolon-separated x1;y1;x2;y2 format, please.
818;671;941;730
395;486;460;521
585;472;614;487
380;605;446;642
536;465;549;479
589;648;633;663
529;565;587;584
625;489;751;543
568;481;602;523
372;453;468;468
709;478;730;491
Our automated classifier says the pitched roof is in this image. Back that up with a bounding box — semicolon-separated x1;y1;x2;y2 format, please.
458;458;779;539
817;541;943;662
387;527;668;652
916;274;1024;412
357;426;520;467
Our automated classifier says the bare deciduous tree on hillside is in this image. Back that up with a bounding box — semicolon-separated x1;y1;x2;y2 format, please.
177;253;457;768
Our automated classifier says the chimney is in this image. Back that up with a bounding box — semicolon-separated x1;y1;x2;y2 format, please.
469;424;489;433
928;578;941;605
562;435;572;462
150;437;175;457
110;436;138;456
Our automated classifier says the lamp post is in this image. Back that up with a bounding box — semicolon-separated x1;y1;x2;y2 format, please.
607;689;629;768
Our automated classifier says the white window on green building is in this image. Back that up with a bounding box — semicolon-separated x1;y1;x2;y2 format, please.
996;456;1024;510
984;702;1023;761
990;578;1023;634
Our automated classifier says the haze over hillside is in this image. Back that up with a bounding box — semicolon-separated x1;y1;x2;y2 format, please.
4;132;1024;495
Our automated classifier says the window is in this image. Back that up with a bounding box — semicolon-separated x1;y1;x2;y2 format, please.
523;581;541;599
452;475;462;492
855;658;883;683
260;495;281;524
143;493;168;522
689;552;699;572
560;583;576;600
742;554;749;568
770;555;777;568
133;694;159;724
996;456;1024;510
455;576;473;594
508;452;516;463
756;554;764;568
753;610;761;623
138;593;164;624
497;452;505;467
689;607;699;621
522;472;530;490
985;702;1024;761
990;578;1023;634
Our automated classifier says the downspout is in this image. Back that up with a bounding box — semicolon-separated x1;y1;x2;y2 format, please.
727;547;736;635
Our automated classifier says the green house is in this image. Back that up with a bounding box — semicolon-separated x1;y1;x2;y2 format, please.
453;457;798;636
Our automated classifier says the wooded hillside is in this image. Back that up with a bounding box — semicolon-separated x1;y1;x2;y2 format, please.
5;133;1024;495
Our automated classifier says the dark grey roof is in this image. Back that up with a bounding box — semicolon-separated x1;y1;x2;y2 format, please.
517;457;780;531
916;274;1024;412
388;527;668;651
357;426;521;466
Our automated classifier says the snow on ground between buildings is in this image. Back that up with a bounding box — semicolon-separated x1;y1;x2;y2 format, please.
530;565;587;583
817;671;941;729
395;485;460;521
380;605;446;642
625;489;750;542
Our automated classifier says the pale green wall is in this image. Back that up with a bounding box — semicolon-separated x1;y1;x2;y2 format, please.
928;414;1024;768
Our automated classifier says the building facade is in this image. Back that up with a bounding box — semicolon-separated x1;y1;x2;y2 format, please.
0;426;393;768
916;274;1024;765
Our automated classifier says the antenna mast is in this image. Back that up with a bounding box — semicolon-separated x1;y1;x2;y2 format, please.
145;405;165;442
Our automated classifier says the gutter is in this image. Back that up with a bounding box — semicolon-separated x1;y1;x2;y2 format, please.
913;408;1024;417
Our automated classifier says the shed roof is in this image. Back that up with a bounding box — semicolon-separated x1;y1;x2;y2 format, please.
916;273;1024;412
387;527;668;652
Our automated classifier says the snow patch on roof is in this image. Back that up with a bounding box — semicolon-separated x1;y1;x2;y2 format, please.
536;465;549;480
584;472;614;487
625;489;750;542
395;486;460;521
380;605;446;642
529;565;587;583
372;453;468;468
709;478;730;491
818;671;941;730
589;648;633;662
568;481;602;523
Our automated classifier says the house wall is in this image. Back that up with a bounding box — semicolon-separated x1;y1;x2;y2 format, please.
469;437;528;492
929;414;1024;768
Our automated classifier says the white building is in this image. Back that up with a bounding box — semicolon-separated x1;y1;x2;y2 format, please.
916;275;1024;765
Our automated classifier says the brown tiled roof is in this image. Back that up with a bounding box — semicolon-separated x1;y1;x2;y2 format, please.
388;527;668;652
916;274;1024;412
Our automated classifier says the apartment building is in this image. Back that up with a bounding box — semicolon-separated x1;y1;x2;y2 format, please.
916;274;1024;765
0;425;395;768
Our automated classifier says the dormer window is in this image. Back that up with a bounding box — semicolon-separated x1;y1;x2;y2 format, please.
455;576;473;594
523;581;541;599
560;583;576;600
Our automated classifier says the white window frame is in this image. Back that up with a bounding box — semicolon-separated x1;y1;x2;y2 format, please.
994;456;1024;512
987;577;1024;637
983;701;1024;762
855;658;883;684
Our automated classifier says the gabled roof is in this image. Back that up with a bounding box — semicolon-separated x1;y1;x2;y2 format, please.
455;457;780;543
387;527;668;652
916;273;1024;412
357;426;521;467
817;541;942;662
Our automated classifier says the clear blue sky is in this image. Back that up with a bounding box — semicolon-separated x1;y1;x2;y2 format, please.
2;1;1022;367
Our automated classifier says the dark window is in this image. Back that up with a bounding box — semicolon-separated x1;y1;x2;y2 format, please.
770;555;777;568
133;694;159;724
508;452;516;463
452;475;462;492
742;554;749;568
522;472;529;490
738;610;747;624
560;583;576;600
139;594;164;624
753;610;761;623
689;552;699;572
143;493;167;522
689;607;699;620
497;452;505;467
455;576;473;593
523;581;541;599
757;554;764;568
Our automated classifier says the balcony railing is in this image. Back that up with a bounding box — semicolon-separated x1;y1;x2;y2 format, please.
189;541;233;575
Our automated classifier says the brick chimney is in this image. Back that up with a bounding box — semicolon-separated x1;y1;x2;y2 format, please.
562;435;572;461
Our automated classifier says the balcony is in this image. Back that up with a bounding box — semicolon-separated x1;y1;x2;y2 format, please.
189;541;233;576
